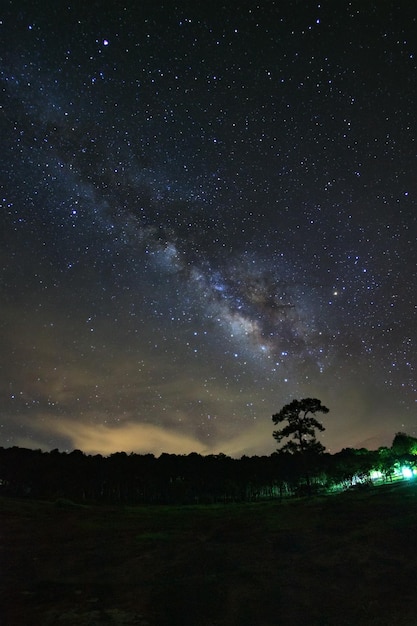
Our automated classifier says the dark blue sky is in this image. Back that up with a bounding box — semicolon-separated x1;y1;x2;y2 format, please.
1;1;416;456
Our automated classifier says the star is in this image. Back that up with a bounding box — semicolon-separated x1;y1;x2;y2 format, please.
0;2;415;457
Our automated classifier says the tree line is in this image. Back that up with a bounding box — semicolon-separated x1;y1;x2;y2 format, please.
0;431;415;505
1;399;415;504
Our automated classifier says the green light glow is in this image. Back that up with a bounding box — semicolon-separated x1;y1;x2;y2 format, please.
370;470;382;480
401;467;413;479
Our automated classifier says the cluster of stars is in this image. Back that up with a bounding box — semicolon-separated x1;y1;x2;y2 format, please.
0;2;415;456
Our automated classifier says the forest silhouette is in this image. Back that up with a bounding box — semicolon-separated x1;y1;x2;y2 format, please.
1;431;415;505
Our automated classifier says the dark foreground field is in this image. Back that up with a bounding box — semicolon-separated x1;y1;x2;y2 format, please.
1;481;417;626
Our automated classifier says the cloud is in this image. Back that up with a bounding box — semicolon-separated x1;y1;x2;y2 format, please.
29;411;276;458
34;416;213;456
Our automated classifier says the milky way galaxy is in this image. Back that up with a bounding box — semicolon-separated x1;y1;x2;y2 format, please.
1;1;416;456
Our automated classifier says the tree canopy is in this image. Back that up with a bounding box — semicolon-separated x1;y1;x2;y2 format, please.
272;398;329;455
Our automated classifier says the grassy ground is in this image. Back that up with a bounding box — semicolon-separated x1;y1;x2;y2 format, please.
1;481;417;625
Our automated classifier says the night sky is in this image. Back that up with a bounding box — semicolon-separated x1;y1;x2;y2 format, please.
1;1;416;458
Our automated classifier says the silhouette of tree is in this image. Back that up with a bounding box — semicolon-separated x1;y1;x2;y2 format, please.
272;398;329;494
272;398;329;454
328;447;377;488
376;447;395;482
391;432;417;474
392;432;417;457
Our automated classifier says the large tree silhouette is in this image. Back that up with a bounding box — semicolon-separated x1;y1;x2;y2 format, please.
272;398;329;494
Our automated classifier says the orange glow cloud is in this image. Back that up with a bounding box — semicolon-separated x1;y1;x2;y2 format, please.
29;414;276;458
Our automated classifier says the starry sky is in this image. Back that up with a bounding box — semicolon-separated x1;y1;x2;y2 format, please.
1;1;416;457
